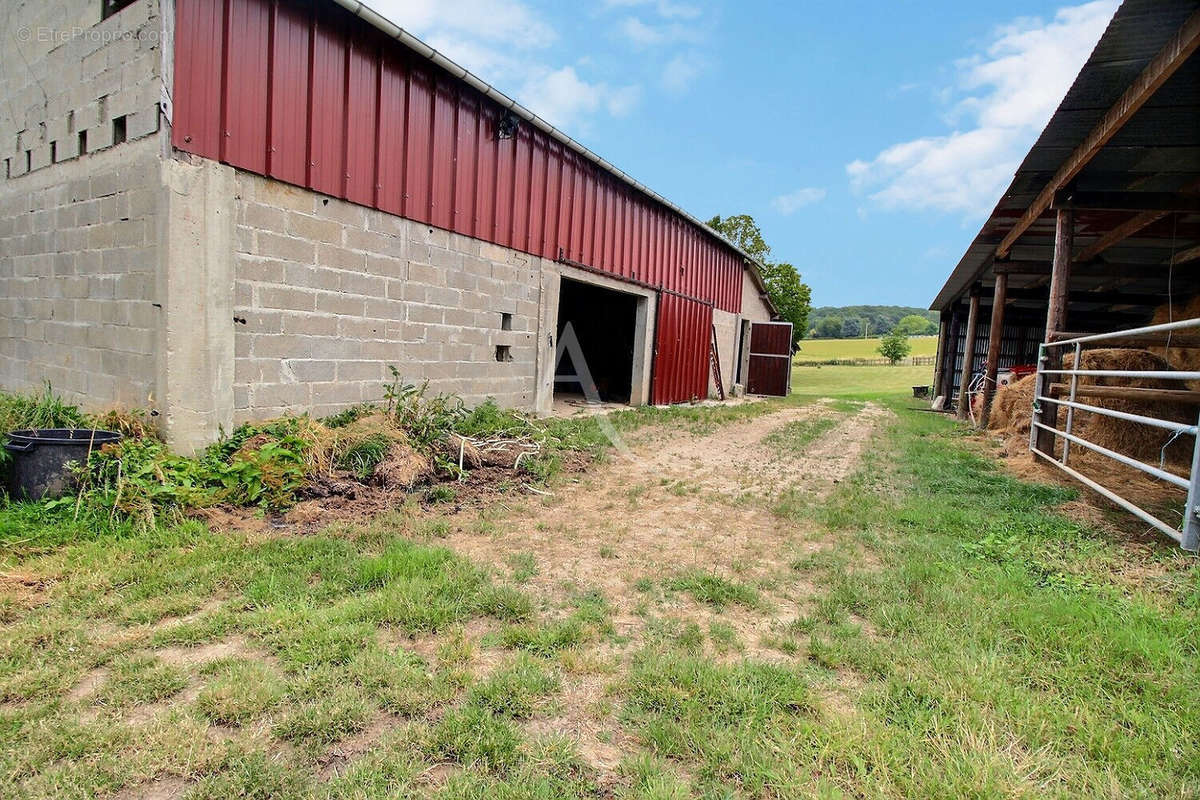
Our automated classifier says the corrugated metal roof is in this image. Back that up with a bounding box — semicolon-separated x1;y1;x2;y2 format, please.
931;0;1200;312
324;0;778;315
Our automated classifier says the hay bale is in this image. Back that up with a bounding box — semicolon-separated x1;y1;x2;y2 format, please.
987;348;1195;471
1149;294;1200;379
988;374;1035;438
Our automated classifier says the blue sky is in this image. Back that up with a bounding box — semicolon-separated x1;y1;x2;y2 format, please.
371;0;1118;308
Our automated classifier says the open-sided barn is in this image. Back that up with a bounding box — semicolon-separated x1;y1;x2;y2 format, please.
930;0;1200;548
0;0;784;452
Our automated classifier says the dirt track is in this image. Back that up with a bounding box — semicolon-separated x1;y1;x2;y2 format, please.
446;400;890;632
437;399;889;773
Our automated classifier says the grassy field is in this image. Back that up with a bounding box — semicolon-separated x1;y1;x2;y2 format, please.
1;375;1197;797
792;363;933;400
795;335;938;362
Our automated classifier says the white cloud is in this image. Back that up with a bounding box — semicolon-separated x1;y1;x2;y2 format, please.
518;67;640;127
602;0;701;20
846;0;1116;218
771;187;827;215
373;0;555;50
369;0;640;129
617;16;702;47
661;53;704;93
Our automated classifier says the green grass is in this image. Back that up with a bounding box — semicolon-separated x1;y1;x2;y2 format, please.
1;368;1198;797
764;416;840;455
795;335;938;362
665;570;760;609
792;363;933;400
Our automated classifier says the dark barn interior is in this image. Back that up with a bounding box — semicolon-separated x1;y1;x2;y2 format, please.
555;278;639;403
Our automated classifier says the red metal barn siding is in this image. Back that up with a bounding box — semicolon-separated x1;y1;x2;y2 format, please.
652;293;712;405
172;0;744;313
268;1;311;185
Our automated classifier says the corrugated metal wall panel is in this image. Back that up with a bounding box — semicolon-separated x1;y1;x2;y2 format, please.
268;0;311;185
375;58;406;216
652;293;712;405
512;133;531;251
474;107;496;242
174;0;747;312
404;69;432;223
222;0;270;173
308;14;346;197
345;40;379;206
430;84;456;230
172;0;224;157
454;98;478;238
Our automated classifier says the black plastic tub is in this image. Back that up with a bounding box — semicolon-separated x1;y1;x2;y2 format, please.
4;429;122;500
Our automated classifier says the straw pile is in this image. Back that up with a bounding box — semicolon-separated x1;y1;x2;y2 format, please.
987;348;1195;471
1149;294;1200;379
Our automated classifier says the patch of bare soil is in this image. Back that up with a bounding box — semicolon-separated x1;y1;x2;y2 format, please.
108;776;187;800
445;402;890;617
318;713;399;779
68;666;109;701
154;634;260;669
523;672;632;779
0;570;55;608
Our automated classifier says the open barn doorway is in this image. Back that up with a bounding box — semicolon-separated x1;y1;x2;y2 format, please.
554;277;642;411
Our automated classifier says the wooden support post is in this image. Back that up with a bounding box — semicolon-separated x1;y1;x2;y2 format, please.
1035;208;1074;454
978;273;1008;428
932;311;950;399
956;288;981;421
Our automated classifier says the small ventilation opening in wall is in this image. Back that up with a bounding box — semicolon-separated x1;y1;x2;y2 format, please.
78;130;87;154
50;141;57;163
500;312;513;331
495;345;513;363
102;0;137;19
112;115;127;146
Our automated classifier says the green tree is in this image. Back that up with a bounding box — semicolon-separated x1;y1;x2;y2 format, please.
815;316;842;338
894;314;937;336
878;331;912;365
841;317;862;338
706;214;812;347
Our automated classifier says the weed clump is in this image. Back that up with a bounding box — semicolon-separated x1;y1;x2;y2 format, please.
1;370;599;527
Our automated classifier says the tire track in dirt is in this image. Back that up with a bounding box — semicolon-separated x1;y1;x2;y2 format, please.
445;400;891;606
438;399;890;776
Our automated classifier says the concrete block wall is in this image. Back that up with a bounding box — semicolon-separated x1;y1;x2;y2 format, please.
1;0;163;181
0;135;162;406
232;172;542;421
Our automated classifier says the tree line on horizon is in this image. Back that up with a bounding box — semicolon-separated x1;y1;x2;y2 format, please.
807;305;938;339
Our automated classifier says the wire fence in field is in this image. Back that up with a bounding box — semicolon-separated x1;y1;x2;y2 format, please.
795;356;936;367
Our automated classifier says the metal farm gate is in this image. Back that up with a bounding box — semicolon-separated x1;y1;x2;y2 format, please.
651;293;712;405
746;321;793;396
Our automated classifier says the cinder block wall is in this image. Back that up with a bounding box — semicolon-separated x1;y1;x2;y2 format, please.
0;0;165;408
0;0;163;178
0;138;162;406
231;172;542;422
